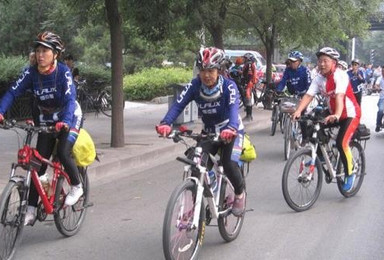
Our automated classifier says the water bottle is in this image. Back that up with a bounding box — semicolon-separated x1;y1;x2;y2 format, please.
208;170;217;192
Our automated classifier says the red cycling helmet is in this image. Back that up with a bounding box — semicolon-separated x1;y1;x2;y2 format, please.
196;47;225;70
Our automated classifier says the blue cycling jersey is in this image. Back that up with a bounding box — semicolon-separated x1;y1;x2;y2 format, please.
161;75;243;133
276;65;311;95
0;62;80;127
347;69;365;93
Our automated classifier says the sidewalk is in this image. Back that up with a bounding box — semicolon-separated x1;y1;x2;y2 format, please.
0;99;271;191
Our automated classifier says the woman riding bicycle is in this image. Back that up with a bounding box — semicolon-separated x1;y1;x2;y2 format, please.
0;31;83;225
241;53;259;121
156;47;246;216
292;47;361;192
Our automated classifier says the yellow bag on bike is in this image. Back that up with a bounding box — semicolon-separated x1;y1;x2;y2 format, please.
240;134;257;162
72;129;96;167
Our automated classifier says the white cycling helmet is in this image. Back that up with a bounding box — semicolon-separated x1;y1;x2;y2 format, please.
316;47;340;61
196;47;225;70
338;60;348;70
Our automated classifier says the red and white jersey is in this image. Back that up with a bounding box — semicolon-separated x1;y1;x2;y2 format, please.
306;68;361;119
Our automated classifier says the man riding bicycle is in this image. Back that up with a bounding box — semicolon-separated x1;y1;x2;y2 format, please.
292;47;361;192
156;47;246;216
275;51;311;97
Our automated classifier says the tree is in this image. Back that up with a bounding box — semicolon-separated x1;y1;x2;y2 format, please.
105;0;125;147
229;0;381;85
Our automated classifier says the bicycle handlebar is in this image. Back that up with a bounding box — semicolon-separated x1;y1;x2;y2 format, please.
168;129;220;143
0;119;56;133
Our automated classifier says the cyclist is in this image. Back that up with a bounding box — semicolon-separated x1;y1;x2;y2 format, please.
375;66;384;132
156;47;246;216
347;59;365;105
292;47;361;192
276;51;312;143
230;57;245;104
0;31;83;225
275;51;311;96
241;52;259;121
337;60;348;71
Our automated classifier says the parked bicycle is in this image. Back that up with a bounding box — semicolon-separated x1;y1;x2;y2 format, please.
77;80;112;117
0;120;91;260
281;107;367;212
162;128;247;260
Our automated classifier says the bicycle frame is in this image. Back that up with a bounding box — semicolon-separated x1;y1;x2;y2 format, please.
6;122;72;215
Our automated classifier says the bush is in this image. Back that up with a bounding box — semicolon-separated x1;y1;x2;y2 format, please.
0;55;27;93
77;63;111;90
123;67;193;101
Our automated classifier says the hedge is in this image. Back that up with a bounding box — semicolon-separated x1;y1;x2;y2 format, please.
123;67;193;101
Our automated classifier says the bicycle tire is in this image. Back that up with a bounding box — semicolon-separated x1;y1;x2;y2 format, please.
163;180;205;260
54;167;89;237
218;178;245;242
280;113;287;134
282;148;323;212
98;90;112;117
284;117;292;160
270;105;279;136
0;181;25;260
336;141;366;198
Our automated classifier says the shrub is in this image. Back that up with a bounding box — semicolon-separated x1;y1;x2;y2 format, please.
0;55;28;93
123;67;193;101
77;63;111;90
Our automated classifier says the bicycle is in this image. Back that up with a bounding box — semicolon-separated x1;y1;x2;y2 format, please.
162;129;247;260
281;107;367;212
270;92;289;136
280;97;301;160
77;80;112;117
0;120;91;260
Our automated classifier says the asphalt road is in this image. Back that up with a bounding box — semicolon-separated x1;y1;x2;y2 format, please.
13;95;384;259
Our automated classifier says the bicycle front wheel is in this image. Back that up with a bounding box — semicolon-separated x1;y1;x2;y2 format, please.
0;181;25;260
284;117;292;160
98;90;112;117
54;167;89;237
218;179;245;242
337;141;366;198
270;105;279;136
282;148;323;212
163;180;204;260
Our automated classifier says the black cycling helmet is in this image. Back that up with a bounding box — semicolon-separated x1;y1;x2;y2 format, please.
34;31;65;55
351;59;360;65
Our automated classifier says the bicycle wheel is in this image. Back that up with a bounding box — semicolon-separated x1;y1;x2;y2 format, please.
282;148;323;212
280;112;287;134
337;141;366;198
54;167;89;237
284;117;292;160
0;181;25;260
218;178;245;242
270;105;279;136
163;180;204;260
98;90;112;117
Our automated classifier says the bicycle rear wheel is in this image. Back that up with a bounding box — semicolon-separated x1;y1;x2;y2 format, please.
98;90;112;117
337;141;366;198
282;148;323;212
218;178;245;242
270;105;279;136
163;180;204;260
54;167;89;237
0;181;25;260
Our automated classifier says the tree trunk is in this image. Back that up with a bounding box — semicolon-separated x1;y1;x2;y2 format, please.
208;25;224;49
105;0;125;147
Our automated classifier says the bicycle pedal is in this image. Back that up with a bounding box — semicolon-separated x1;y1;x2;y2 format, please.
245;208;254;213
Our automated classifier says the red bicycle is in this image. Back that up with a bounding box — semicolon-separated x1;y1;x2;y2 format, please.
0;119;91;260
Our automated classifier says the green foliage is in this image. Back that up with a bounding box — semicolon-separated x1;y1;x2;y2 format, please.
77;63;111;90
123;67;192;100
0;55;27;91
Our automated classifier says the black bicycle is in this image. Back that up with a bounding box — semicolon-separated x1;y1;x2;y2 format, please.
77;80;112;117
282;107;367;212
